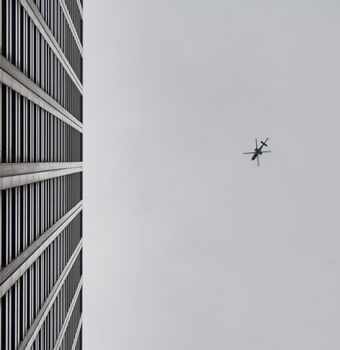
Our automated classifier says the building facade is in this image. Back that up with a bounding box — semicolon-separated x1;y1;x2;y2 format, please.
0;0;83;348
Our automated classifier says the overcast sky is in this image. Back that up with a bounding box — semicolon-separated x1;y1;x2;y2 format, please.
84;1;340;349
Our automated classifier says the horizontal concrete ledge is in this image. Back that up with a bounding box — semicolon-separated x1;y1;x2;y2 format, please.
54;280;82;350
0;162;83;190
18;241;83;350
76;0;83;19
0;162;82;177
0;57;83;133
71;316;83;350
0;201;82;298
21;0;83;93
59;0;83;56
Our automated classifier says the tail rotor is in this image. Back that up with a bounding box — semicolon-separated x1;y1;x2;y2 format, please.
261;137;269;147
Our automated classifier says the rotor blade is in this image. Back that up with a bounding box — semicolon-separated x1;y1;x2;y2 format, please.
243;152;255;155
257;156;260;167
262;150;271;153
255;138;258;149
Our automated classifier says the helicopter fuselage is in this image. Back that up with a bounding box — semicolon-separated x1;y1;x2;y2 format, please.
252;148;263;160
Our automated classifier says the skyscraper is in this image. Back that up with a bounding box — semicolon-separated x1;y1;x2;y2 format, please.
0;0;83;348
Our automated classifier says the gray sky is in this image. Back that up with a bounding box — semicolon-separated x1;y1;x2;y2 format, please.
84;1;340;349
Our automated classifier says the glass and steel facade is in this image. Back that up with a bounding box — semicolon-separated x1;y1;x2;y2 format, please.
0;0;83;348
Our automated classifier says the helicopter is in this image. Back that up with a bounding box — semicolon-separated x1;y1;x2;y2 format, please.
243;138;271;167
